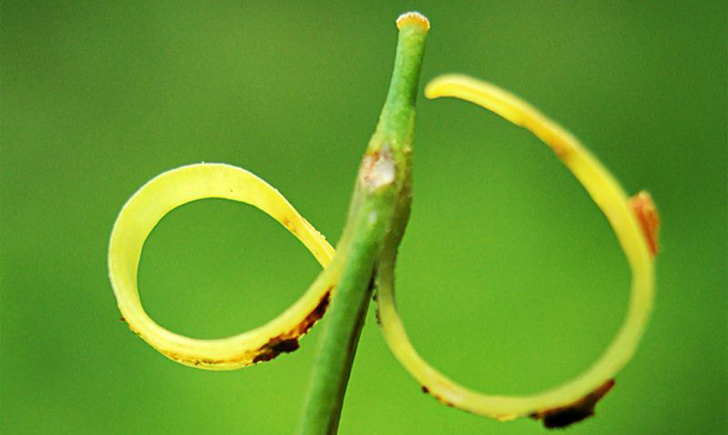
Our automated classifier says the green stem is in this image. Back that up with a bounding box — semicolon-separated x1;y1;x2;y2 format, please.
295;14;428;435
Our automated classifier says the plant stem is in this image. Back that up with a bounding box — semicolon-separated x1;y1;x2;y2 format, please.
295;13;429;435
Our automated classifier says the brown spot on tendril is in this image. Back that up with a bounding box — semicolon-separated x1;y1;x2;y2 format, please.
253;337;301;363
251;287;333;364
530;379;616;429
298;288;332;335
629;191;660;257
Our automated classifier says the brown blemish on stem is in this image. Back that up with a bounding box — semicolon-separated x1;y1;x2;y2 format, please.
360;147;395;190
360;153;379;187
530;379;616;429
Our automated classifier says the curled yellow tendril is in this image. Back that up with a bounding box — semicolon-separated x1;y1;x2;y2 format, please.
108;163;338;370
108;75;657;423
377;74;657;421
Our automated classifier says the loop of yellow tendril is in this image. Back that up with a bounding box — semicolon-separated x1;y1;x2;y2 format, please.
108;163;337;370
376;75;657;421
108;76;656;422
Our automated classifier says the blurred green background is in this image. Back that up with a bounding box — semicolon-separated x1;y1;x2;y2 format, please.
2;1;726;434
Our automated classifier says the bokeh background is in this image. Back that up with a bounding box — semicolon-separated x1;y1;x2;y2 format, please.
2;1;725;434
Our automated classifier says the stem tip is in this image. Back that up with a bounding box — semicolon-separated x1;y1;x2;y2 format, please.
396;11;430;31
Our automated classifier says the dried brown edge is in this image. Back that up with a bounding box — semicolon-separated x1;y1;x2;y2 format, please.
152;288;333;368
529;379;616;429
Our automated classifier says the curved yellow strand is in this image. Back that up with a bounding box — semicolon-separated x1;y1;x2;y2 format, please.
108;163;336;370
107;76;657;425
377;74;657;420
